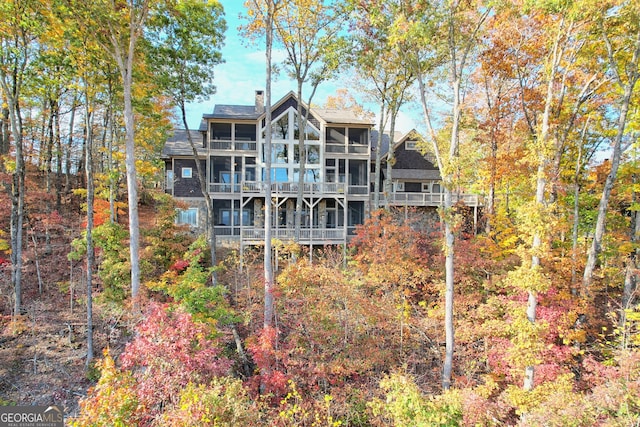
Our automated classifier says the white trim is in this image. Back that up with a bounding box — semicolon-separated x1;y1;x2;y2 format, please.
405;141;418;150
182;167;193;178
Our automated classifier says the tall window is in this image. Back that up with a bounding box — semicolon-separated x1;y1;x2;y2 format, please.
348;160;367;185
267;115;289;139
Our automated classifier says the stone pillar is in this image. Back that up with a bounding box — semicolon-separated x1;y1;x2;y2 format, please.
319;200;327;228
254;199;264;228
286;199;295;228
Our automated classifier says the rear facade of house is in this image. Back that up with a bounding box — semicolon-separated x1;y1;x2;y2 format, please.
161;90;479;248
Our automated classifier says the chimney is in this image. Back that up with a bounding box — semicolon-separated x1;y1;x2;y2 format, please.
255;90;264;114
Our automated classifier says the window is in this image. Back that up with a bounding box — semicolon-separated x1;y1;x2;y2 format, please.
326;127;346;144
182;167;192;178
273;144;288;163
294;168;321;183
348;128;367;145
176;208;198;226
263;168;289;182
210;123;232;140
293;144;320;164
405;141;418;150
348;160;367;186
394;182;405;192
422;182;431;192
235;124;256;141
294;119;320;140
245;157;256;181
308;145;320;164
269;115;289;139
220;209;253;227
166;170;174;190
211;156;230;183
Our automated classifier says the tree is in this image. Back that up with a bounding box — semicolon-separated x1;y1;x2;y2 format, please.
243;0;282;330
349;1;415;209
270;0;346;242
0;0;45;316
146;0;226;281
324;88;375;122
399;0;491;390
70;0;152;302
582;1;640;290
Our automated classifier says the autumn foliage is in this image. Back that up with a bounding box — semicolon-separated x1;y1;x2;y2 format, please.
2;0;640;426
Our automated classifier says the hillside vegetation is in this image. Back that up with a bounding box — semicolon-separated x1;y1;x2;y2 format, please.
1;180;639;425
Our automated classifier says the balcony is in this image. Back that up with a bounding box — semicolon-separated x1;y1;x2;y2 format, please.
378;192;480;207
210;140;257;151
208;181;348;196
214;226;346;245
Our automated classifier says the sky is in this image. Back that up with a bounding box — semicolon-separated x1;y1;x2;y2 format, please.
184;0;420;135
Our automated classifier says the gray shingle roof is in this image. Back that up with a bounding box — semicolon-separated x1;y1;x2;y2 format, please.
313;108;375;125
203;104;261;120
391;169;441;180
161;129;206;158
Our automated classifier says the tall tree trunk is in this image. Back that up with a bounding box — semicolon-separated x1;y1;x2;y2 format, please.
583;29;640;288
263;0;275;329
571;139;583;292
122;76;140;300
0;107;9;157
4;97;26;317
293;79;321;244
54;99;63;210
442;72;462;391
384;112;395;198
294;79;306;242
45;98;55;195
373;97;386;211
65;95;78;194
111;6;150;303
84;88;95;366
0;47;27;316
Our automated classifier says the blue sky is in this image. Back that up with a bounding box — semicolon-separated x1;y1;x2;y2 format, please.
184;0;420;134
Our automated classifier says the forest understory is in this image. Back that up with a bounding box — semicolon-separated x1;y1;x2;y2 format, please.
0;180;638;426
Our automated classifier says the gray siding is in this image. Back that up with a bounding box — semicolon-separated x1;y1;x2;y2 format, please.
173;158;206;198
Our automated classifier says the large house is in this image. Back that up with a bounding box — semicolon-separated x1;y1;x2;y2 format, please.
161;90;479;247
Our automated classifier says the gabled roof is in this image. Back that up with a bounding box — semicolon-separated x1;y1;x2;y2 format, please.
198;91;375;128
373;129;441;180
161;129;206;159
391;169;441;180
204;105;262;120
